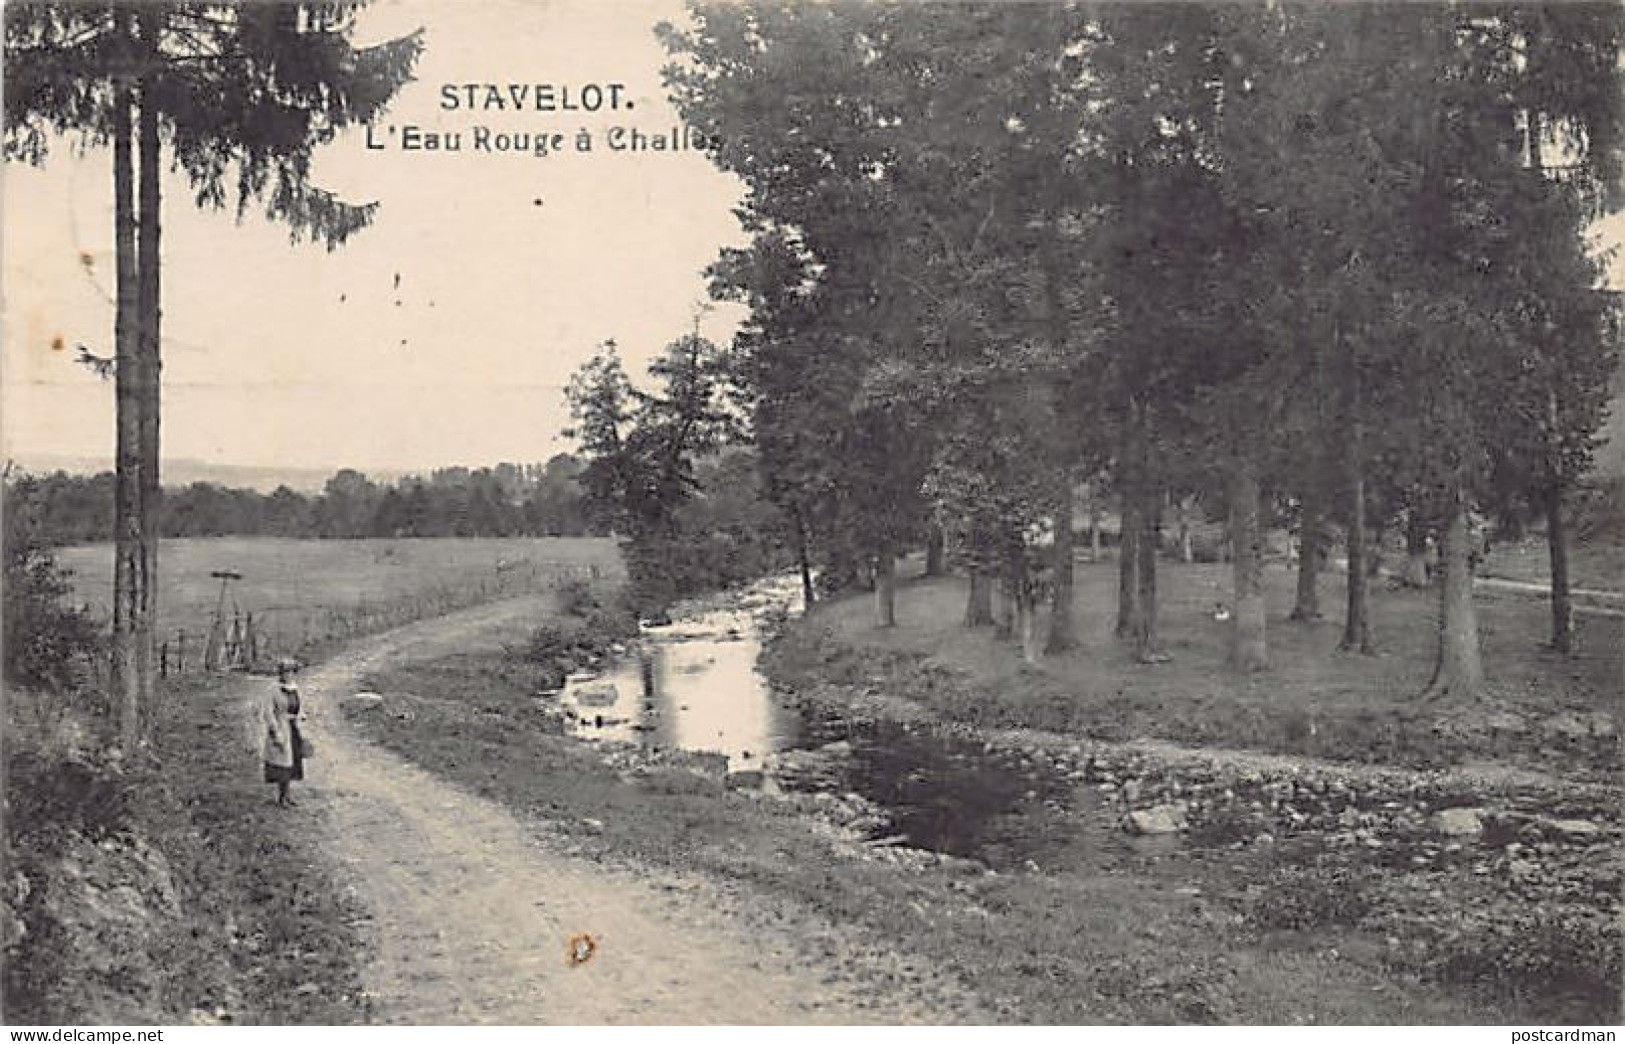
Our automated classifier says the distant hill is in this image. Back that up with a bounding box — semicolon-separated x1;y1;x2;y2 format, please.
9;455;405;494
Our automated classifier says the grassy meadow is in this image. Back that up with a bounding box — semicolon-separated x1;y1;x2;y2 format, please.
53;537;623;665
811;555;1623;776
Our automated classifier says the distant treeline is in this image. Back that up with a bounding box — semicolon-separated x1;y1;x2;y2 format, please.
4;455;606;545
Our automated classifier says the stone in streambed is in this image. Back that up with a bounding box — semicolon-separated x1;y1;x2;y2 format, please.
1429;808;1485;837
1546;818;1605;840
1124;804;1187;835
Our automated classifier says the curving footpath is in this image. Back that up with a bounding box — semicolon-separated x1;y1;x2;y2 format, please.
288;595;977;1025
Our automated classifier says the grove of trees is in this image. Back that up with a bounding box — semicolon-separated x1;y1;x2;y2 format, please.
2;457;604;545
638;1;1622;698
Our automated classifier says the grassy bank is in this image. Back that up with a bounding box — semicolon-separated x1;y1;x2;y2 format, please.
342;629;1582;1023
800;561;1620;778
3;675;371;1025
1481;535;1624;595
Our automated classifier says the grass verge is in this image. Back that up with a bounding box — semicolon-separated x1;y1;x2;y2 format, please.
800;562;1620;778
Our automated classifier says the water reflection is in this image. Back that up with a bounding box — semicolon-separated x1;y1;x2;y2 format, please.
559;578;805;771
554;575;1119;866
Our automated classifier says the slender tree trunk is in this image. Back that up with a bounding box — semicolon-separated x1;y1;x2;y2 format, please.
1403;513;1431;588
965;571;993;627
1019;591;1041;664
924;525;945;578
1528;111;1572;657
874;542;896;628
1425;491;1484;698
1002;545;1038;660
1290;481;1323;621
992;580;1013;640
1087;484;1101;562
112;45;144;751
792;505;814;609
965;524;994;627
136;20;163;730
1132;487;1159;661
1046;479;1077;655
1342;465;1373;652
1546;484;1572;654
993;537;1015;640
1341;344;1374;653
1117;484;1140;639
1230;458;1268;671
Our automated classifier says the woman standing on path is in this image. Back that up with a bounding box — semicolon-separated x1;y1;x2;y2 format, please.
261;660;307;806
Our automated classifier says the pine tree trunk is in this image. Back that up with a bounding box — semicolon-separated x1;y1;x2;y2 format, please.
1290;482;1322;621
1117;486;1140;639
924;525;945;578
1342;466;1372;652
1425;493;1484;698
111;49;144;751
874;542;896;628
1230;459;1268;671
1546;485;1572;654
1046;482;1076;655
136;23;163;729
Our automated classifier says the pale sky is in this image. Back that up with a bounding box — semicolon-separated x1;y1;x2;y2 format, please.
5;3;1624;477
2;0;749;474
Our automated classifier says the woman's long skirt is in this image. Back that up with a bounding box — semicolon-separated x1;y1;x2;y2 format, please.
263;724;306;783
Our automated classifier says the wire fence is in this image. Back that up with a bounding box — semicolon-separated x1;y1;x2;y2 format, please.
79;559;612;685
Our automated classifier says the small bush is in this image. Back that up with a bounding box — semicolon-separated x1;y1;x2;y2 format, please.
556;576;601;617
524;603;639;688
3;505;102;694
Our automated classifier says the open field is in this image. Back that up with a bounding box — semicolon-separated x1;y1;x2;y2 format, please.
53;537;622;667
813;557;1622;777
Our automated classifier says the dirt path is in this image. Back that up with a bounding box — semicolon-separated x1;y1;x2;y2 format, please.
291;597;965;1025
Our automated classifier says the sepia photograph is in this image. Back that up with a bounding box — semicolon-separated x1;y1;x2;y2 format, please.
2;0;1623;1029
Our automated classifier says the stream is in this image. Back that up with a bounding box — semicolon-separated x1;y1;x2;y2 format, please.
554;576;1087;864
